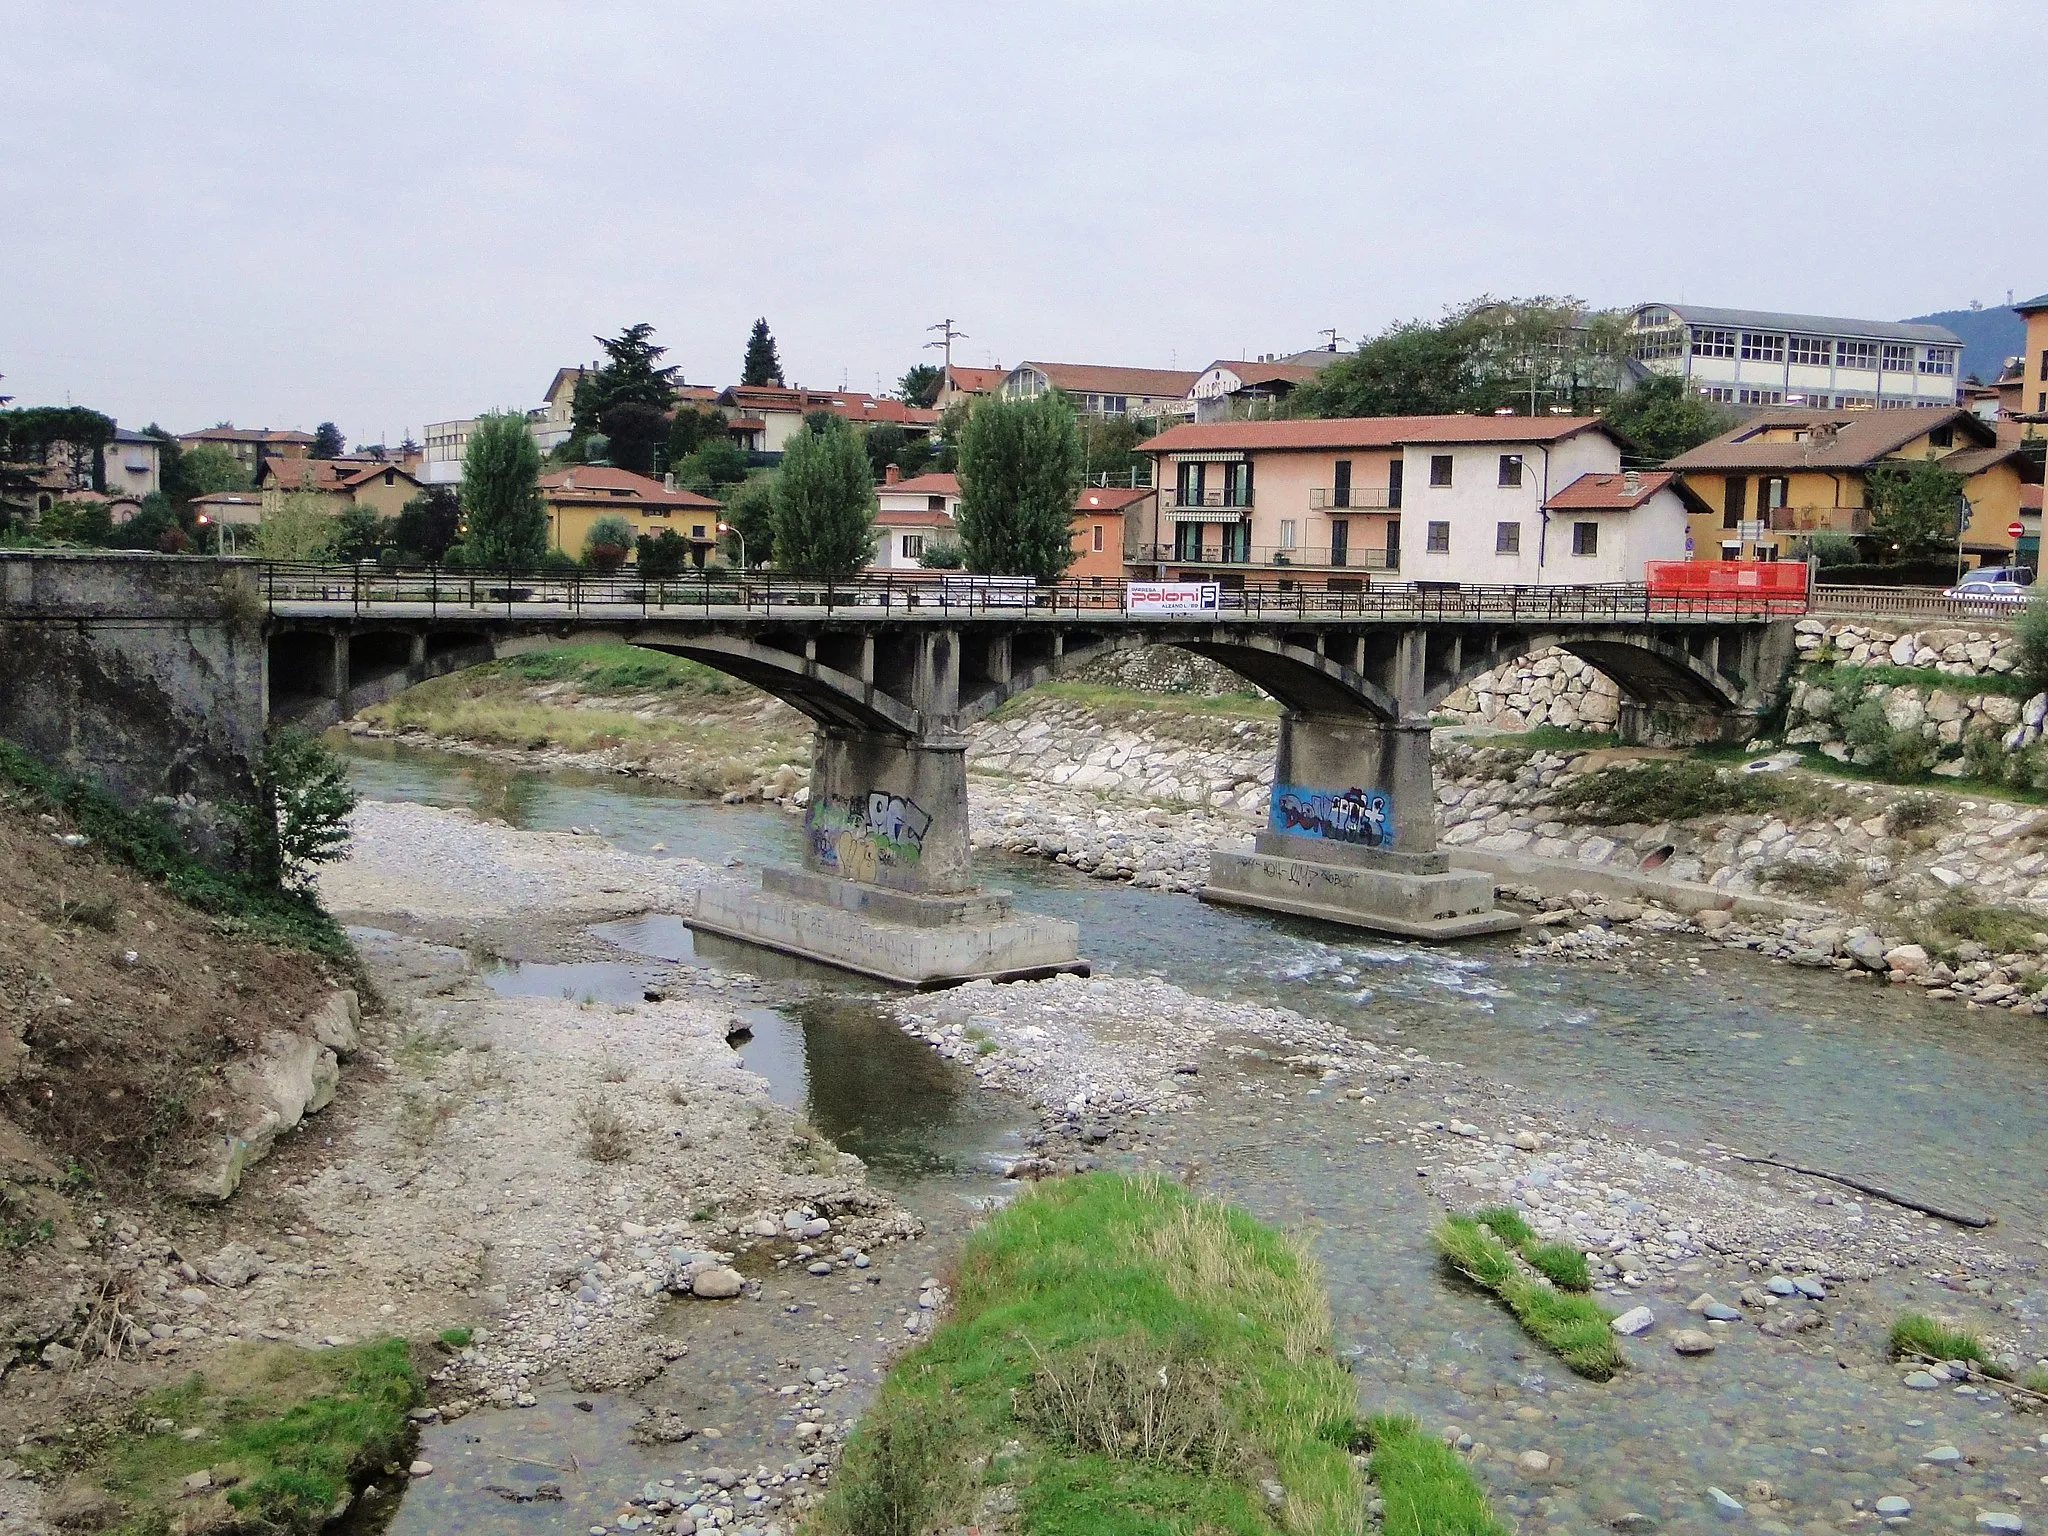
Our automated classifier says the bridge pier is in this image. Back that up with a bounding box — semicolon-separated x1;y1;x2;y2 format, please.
1203;710;1522;940
689;726;1087;989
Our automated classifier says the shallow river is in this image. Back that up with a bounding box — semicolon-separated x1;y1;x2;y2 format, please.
346;741;2048;1533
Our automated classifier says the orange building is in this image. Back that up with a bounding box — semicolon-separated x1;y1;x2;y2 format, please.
1069;485;1153;582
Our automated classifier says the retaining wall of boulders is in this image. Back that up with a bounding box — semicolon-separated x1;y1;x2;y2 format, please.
1434;649;1623;732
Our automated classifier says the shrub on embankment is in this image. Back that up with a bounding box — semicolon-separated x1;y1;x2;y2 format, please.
818;1172;1502;1536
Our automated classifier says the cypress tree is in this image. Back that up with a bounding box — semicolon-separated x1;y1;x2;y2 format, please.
955;392;1084;583
742;319;784;387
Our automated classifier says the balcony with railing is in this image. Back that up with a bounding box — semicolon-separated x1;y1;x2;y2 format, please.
1309;486;1397;510
1131;543;1401;571
1169;489;1255;511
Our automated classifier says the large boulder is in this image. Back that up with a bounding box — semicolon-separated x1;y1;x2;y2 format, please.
309;990;361;1056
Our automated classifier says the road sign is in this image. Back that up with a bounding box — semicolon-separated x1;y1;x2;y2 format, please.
2010;521;2026;539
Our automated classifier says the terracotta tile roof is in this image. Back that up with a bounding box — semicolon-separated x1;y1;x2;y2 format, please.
1074;485;1154;512
877;473;960;497
182;426;315;445
1938;444;2030;476
1664;406;1993;471
1544;471;1675;510
539;466;721;509
257;457;421;492
872;507;955;527
1013;362;1204;398
1139;415;1614;454
715;385;936;427
944;366;1004;393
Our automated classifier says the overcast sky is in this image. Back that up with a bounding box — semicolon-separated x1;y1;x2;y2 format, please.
4;2;2041;444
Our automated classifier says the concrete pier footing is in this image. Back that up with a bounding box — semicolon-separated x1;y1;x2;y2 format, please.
1202;831;1524;941
687;866;1088;988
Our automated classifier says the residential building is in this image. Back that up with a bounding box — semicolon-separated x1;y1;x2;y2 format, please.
539;466;723;565
936;365;1003;410
1135;415;1646;588
1188;351;1335;423
101;427;161;498
256;456;423;519
999;362;1200;419
871;469;959;570
1663;405;2036;566
1627;303;1965;410
529;367;588;453
420;418;476;485
1069;485;1154;582
176;425;314;471
2016;293;2048;428
716;385;937;454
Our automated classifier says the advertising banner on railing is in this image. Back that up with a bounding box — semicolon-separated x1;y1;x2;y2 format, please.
1126;581;1221;614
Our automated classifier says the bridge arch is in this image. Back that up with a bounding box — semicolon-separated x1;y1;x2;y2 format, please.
955;629;1399;727
1421;628;1745;716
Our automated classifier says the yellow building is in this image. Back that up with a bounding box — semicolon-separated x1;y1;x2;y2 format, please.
539;466;724;564
2017;293;2048;425
1664;405;2035;569
255;456;423;519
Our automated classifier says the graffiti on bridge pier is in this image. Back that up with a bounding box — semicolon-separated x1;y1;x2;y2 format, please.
1270;782;1394;849
807;790;932;883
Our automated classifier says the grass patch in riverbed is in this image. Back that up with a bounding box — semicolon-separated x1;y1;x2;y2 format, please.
1912;895;2048;958
1890;1311;1991;1368
1551;757;1851;825
1467;1205;1591;1292
51;1338;421;1533
821;1173;1492;1536
1435;1214;1617;1380
1364;1414;1510;1536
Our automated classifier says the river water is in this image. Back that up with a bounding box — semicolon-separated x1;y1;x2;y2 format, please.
345;740;2048;1533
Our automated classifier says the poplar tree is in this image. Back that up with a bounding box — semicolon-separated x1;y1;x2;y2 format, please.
461;411;547;568
770;421;874;577
955;392;1084;583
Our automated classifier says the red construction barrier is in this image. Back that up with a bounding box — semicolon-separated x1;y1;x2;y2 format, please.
1645;560;1808;598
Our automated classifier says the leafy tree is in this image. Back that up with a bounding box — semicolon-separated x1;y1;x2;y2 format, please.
177;442;254;497
391;486;461;562
803;407;837;437
582;513;635;571
331;504;390;561
770;422;874;577
254;487;339;561
599;400;669;475
251;727;357;890
955;391;1084;582
863;422;909;480
1867;455;1969;560
461;410;547;568
894;436;935;478
311;421;345;458
666;407;727;467
0;406;114;492
897;364;943;408
677;438;749;492
719;470;776;566
1601;374;1738;464
1078;412;1154;485
918;539;963;569
1287;316;1484;418
930;398;972;473
635;527;693;578
38;497;114;546
743;318;784;387
107;491;181;551
571;322;681;440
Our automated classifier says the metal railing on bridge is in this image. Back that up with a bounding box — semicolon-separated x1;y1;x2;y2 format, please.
255;562;1809;623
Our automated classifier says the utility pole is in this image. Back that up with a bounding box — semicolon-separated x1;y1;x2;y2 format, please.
925;318;968;372
1318;327;1348;354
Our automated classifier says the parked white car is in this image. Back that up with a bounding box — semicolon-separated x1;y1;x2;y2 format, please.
1942;579;2030;604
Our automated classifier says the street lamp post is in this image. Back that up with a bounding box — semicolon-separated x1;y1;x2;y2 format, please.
717;521;745;571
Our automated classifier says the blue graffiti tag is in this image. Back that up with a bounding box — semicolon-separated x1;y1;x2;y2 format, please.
1269;782;1394;848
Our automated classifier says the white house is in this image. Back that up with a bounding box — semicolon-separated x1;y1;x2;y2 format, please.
1394;421;1690;585
871;470;959;569
101;428;161;498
